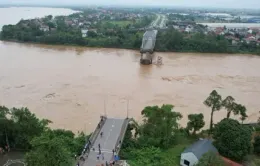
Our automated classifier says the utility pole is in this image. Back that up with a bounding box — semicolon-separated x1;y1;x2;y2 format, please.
126;99;129;119
0;118;9;150
84;123;87;135
104;99;107;117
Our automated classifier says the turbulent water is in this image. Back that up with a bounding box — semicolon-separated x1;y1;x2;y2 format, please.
1;41;260;133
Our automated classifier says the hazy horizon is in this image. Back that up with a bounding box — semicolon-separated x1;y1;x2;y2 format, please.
0;0;260;9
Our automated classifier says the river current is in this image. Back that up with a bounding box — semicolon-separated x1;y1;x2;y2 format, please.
1;41;260;132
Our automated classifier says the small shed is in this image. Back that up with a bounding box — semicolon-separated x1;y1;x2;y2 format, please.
180;139;218;166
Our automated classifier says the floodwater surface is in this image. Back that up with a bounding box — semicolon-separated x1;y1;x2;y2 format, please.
0;7;78;29
1;41;260;133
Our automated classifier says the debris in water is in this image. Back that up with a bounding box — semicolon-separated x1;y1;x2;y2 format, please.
44;93;56;99
15;85;25;88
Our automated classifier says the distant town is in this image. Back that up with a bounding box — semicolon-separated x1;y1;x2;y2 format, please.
1;7;260;54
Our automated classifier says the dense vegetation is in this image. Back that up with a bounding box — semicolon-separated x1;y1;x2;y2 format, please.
0;15;149;49
213;118;252;162
1;14;260;55
156;29;260;54
0;106;87;166
1;90;260;166
119;90;260;166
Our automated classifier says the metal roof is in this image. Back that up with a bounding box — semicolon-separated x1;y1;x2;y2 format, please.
182;139;218;159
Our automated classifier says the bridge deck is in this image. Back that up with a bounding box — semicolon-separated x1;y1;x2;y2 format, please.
83;118;125;166
140;30;157;53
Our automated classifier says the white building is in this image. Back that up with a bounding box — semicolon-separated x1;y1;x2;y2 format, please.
81;29;88;38
248;29;253;34
39;25;49;32
185;25;193;33
180;139;218;166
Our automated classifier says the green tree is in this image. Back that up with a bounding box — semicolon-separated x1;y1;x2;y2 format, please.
87;31;97;38
47;15;53;20
235;104;248;123
213;118;252;162
25;132;73;166
0;106;11;148
138;104;182;149
222;96;237;118
50;129;87;156
47;22;55;29
196;151;226;166
253;136;260;155
187;113;205;135
10;107;51;149
123;147;171;166
203;90;222;134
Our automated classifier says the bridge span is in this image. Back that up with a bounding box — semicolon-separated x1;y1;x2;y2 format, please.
79;117;129;166
140;30;158;65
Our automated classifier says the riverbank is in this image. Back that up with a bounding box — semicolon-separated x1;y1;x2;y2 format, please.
1;30;260;56
2;39;260;56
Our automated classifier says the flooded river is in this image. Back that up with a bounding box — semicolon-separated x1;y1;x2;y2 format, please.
0;7;78;29
1;41;260;133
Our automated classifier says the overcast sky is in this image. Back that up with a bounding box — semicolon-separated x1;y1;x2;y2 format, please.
1;0;260;9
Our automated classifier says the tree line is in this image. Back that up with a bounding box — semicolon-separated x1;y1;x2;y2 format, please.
0;16;149;49
1;16;260;55
155;29;260;55
1;89;260;166
0;106;87;166
120;90;260;166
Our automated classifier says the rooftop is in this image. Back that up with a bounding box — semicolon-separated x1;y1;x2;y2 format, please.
183;139;218;159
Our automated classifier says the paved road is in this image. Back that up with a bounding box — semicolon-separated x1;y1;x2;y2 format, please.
84;118;125;166
149;14;167;29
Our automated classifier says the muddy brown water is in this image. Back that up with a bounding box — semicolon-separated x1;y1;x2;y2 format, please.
0;7;78;29
1;41;260;133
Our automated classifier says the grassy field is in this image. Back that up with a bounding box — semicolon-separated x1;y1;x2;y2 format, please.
103;20;132;28
125;144;188;166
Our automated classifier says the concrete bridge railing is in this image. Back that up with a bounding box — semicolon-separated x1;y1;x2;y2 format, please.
79;116;107;162
114;118;131;156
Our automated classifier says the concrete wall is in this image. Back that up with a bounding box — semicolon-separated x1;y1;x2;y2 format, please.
180;152;198;166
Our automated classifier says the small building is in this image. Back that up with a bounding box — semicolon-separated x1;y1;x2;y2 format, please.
232;40;239;46
81;29;88;38
248;29;253;34
180;139;218;166
185;25;193;33
39;25;49;32
256;33;260;40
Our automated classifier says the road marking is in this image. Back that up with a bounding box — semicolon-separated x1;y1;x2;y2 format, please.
93;150;113;154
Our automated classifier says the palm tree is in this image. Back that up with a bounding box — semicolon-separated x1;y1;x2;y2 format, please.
204;90;222;134
222;96;236;118
236;104;247;123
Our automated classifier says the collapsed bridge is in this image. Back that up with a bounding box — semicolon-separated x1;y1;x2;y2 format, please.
140;30;158;65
